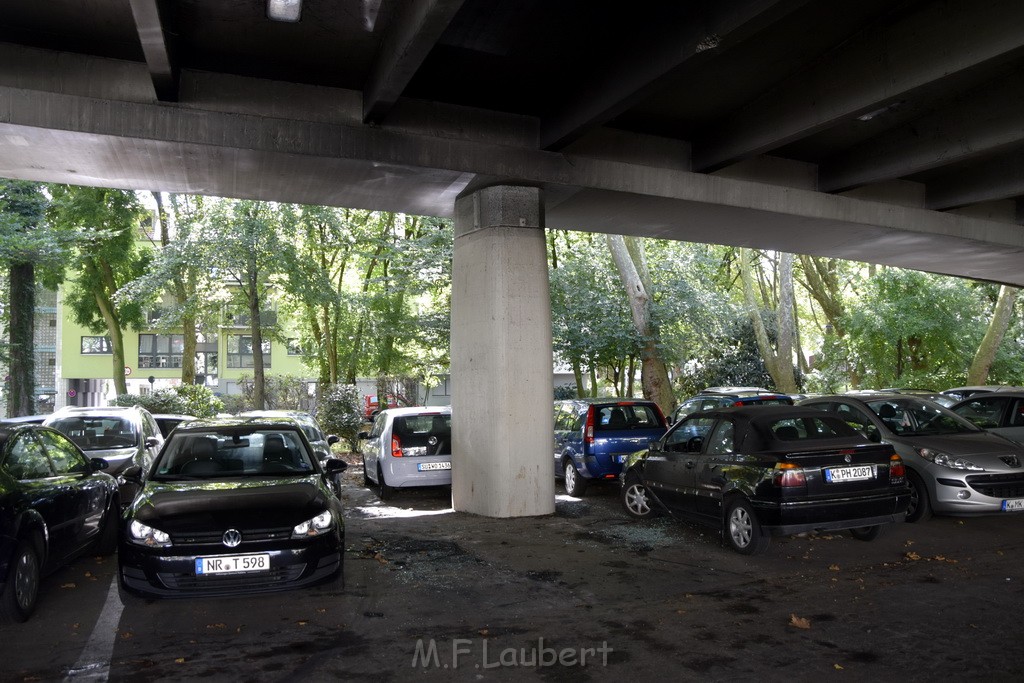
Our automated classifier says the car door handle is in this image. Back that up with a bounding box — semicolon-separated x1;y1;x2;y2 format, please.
685;459;695;468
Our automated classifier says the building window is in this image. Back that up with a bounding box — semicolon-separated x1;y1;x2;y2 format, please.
227;335;271;369
287;338;303;356
81;336;112;354
138;334;186;369
431;377;451;397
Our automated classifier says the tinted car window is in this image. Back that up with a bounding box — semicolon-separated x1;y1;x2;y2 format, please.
867;399;978;436
665;416;715;451
595;404;661;430
4;433;52;479
953;397;1009;428
37;430;90;475
48;416;138;451
706;421;734;454
155;430;315;478
770;416;857;440
369;412;386;439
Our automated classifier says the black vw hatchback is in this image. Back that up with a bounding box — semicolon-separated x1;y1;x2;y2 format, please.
118;418;348;599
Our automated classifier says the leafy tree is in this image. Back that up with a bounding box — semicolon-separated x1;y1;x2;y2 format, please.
316;383;364;451
0;180;57;416
112;384;222;417
47;185;150;396
739;248;798;393
968;285;1018;384
844;268;986;389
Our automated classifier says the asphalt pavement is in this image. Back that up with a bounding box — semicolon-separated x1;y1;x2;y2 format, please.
2;458;1023;682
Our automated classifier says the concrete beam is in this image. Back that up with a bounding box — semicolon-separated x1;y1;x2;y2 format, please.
927;150;1024;211
128;0;177;102
821;71;1024;192
362;0;465;124
693;0;1024;171
540;0;809;150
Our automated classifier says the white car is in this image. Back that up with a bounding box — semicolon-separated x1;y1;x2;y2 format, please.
359;407;452;499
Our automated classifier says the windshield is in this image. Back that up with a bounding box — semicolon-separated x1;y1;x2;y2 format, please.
48;416;138;451
866;398;980;436
153;429;317;480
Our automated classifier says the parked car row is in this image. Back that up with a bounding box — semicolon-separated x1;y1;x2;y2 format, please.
1;404;346;622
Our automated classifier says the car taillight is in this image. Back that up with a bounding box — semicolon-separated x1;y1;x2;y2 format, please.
889;453;905;479
773;462;805;487
391;436;403;458
585;407;595;446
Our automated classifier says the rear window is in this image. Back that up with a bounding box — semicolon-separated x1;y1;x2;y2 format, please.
594;404;663;431
47;416;138;451
768;416;858;441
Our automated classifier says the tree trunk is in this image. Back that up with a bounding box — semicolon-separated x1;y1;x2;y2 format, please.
606;234;675;414
740;248;798;393
7;262;35;417
247;273;266;409
968;285;1018;384
572;359;584;397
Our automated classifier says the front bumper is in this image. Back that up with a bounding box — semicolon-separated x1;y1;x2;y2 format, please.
118;531;343;599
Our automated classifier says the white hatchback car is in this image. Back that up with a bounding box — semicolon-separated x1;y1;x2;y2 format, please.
359;406;452;499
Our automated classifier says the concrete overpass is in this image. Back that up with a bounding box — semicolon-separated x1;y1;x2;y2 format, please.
2;0;1023;516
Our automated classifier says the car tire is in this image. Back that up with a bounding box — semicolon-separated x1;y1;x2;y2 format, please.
620;477;655;519
849;524;886;541
724;498;770;555
563;460;588;497
905;469;933;523
95;497;120;556
377;464;394;501
361;455;372;487
0;538;41;623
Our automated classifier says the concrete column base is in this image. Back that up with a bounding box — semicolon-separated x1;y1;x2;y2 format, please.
451;185;555;517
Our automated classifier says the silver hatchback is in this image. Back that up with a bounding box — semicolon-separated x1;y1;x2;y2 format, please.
359;407;452;500
801;394;1024;522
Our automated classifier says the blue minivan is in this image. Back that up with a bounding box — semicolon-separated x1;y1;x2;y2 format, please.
553;398;668;496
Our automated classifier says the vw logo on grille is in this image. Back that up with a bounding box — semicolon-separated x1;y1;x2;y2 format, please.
428;435;439;446
844;454;852;463
222;529;242;548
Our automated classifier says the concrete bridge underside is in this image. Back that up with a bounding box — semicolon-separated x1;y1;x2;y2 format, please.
1;1;1023;516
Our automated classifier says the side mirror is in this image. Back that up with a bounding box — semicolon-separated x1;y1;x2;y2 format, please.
686;436;704;453
91;458;110;471
357;431;369;440
324;459;348;474
121;465;143;482
327;434;340;445
145;437;160;448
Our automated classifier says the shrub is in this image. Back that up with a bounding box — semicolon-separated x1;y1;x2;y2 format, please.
112;384;224;418
317;383;364;451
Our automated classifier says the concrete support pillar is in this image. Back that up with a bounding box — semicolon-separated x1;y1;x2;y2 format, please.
451;185;555;517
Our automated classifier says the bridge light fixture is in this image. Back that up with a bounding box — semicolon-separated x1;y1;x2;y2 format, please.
267;0;302;22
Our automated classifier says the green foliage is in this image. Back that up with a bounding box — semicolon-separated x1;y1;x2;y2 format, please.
553;384;577;400
235;374;309;410
675;314;774;396
843;268;986;389
112;384;222;417
316;383;365;451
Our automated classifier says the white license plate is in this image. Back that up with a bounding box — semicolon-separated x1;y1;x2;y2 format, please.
825;465;875;482
1002;499;1024;511
417;462;451;471
195;553;270;575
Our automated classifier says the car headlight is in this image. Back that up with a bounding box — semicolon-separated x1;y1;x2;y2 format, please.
128;519;172;547
916;447;985;471
292;510;333;538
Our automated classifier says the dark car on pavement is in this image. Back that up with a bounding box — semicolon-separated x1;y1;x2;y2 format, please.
43;405;163;476
950;391;1024;445
554;398;668;496
669;387;793;424
620;405;910;554
238;410;340;464
118;418;348;599
1;424;119;622
800;394;1024;522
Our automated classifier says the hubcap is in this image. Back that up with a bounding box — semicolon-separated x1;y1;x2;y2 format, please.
729;507;753;548
564;464;576;492
625;484;650;515
14;550;38;611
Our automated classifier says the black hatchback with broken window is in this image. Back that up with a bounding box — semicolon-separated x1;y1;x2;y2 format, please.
620;405;911;555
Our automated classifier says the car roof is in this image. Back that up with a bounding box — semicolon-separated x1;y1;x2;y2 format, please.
380;406;451;417
686;404;826;419
171;416;308;433
697;387;789;397
555;398;658;406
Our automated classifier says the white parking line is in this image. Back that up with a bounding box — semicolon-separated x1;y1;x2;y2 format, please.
64;574;123;682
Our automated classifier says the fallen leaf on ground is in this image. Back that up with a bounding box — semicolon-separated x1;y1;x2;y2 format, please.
61;583;76;589
789;614;811;629
479;629;489;637
175;658;186;664
905;551;921;561
206;623;226;629
834;664;844;670
829;564;841;571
